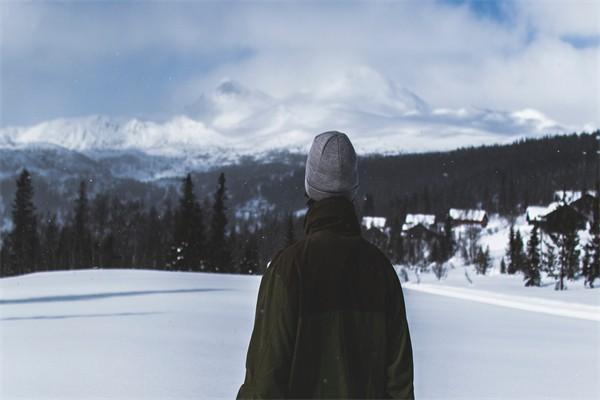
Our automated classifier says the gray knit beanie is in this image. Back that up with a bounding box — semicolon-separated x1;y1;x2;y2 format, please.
305;131;359;202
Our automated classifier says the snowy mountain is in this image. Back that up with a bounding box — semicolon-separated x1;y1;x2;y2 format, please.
0;67;573;165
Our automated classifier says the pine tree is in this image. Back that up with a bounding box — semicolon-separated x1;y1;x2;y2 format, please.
228;227;240;274
56;223;73;268
442;216;454;261
169;174;204;271
556;234;568;290
543;242;558;281
430;240;441;264
524;225;541;286
73;180;92;269
100;233;118;268
239;232;259;275
506;225;517;274
564;228;581;280
142;206;162;269
362;194;375;216
507;170;517;215
508;229;526;274
208;172;230;273
582;242;592;287
556;228;580;289
584;185;600;287
474;245;491;275
0;241;9;277
40;214;59;271
6;169;39;276
388;216;404;264
483;246;491;274
500;257;506;274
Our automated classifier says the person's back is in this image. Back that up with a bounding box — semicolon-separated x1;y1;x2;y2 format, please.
237;132;414;399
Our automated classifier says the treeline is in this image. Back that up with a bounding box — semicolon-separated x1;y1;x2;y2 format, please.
364;132;600;219
194;131;598;220
0;169;300;278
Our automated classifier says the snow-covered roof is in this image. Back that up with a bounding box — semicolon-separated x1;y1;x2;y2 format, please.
362;216;387;230
402;214;435;231
526;206;548;222
449;208;487;222
526;202;560;222
554;190;597;204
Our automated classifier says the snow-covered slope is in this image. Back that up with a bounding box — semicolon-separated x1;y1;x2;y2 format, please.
1;269;598;399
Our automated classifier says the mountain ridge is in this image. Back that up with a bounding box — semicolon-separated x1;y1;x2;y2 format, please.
1;67;579;162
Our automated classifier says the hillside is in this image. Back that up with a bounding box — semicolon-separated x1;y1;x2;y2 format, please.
0;132;597;229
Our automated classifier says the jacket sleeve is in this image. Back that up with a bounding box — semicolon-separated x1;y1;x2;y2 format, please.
385;270;415;399
237;255;298;399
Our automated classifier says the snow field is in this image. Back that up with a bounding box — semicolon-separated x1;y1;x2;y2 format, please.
1;269;599;399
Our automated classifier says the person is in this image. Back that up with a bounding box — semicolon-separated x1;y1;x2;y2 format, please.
237;131;414;399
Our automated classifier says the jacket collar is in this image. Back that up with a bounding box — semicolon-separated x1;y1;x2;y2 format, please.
303;197;361;236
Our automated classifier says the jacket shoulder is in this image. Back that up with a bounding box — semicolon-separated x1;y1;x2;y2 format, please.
266;239;307;284
363;238;395;269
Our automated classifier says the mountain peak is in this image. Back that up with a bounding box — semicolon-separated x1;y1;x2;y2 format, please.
216;79;247;96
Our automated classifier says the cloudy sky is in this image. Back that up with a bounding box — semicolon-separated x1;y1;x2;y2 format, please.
0;0;598;152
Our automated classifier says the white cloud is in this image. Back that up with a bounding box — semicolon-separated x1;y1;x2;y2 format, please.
518;0;600;37
1;0;598;143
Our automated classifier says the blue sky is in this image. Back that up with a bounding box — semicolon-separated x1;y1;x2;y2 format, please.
1;0;598;134
441;0;516;23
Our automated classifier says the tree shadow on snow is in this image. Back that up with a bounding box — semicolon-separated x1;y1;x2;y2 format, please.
0;288;229;305
1;311;163;321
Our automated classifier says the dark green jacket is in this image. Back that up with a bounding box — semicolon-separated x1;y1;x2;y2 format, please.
237;197;414;399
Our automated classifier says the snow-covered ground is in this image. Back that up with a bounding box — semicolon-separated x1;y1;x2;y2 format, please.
476;213;591;272
427;212;600;308
399;260;600;308
1;269;599;399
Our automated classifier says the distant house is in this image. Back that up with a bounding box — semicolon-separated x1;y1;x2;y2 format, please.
404;224;441;241
361;216;389;249
448;208;488;228
361;216;388;233
401;213;439;240
526;191;594;232
402;213;436;231
554;190;597;205
525;203;560;226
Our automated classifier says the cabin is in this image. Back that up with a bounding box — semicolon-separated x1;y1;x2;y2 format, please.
448;208;488;228
361;216;389;249
361;216;387;232
401;213;439;240
554;190;597;205
526;190;594;232
401;213;436;231
403;224;441;241
543;204;588;233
